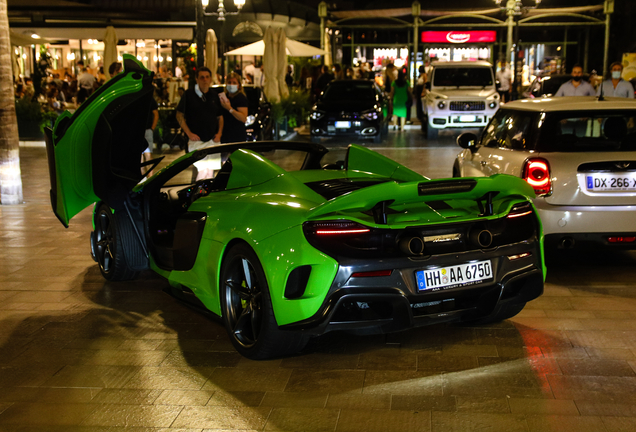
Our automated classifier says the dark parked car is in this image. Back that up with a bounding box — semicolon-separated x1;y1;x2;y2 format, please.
211;84;273;141
310;79;389;143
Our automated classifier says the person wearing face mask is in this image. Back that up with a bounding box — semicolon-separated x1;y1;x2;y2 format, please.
597;62;635;98
555;65;595;97
219;72;249;143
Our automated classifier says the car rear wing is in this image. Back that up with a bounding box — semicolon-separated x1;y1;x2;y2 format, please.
307;174;536;223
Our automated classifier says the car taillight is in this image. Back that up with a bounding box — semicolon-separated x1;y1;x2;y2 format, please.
523;158;552;196
303;220;392;258
608;236;636;243
506;202;534;219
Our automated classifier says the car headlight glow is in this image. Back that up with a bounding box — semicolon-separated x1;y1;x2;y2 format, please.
489;102;497;109
244;115;256;126
310;111;325;120
362;110;378;120
437;101;446;109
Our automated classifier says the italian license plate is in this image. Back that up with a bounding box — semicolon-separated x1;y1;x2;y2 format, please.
458;115;477;123
586;173;636;192
416;260;493;292
335;121;351;129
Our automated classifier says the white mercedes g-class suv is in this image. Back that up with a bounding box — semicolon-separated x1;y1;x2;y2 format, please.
424;61;500;140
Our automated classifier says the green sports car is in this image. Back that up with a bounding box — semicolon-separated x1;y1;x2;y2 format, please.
45;56;546;359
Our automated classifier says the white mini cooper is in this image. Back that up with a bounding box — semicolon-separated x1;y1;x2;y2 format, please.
453;96;636;249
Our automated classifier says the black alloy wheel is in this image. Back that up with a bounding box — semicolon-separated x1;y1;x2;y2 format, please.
220;243;308;359
92;203;139;281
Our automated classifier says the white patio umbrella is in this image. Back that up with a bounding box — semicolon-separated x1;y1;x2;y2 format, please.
103;26;118;79
205;29;219;84
277;29;289;99
263;27;280;102
224;39;326;57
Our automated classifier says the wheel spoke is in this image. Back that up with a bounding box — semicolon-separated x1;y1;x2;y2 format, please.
242;258;252;290
226;279;251;299
233;307;254;343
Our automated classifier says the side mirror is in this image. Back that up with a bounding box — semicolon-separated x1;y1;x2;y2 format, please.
457;132;478;152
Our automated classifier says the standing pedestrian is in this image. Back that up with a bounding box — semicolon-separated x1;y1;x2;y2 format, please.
176;67;224;179
555;65;595;96
597;62;635;98
219;72;248;143
496;61;512;103
390;69;411;131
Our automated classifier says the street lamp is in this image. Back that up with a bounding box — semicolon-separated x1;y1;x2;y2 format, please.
196;0;247;68
494;1;541;100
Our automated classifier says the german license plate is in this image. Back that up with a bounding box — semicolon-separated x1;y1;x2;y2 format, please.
335;121;351;129
416;260;493;292
458;115;477;123
586;173;636;192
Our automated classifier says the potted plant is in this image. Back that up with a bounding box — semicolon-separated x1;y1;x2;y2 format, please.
15;96;58;140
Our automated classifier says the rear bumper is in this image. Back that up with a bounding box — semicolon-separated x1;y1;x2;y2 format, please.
280;239;543;335
535;199;636;239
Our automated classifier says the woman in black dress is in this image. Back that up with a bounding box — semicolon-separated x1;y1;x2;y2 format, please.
219;72;249;143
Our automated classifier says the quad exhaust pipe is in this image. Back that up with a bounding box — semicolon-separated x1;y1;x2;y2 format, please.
470;229;493;248
398;236;425;255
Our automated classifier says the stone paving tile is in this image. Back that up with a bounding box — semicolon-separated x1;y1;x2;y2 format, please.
362;370;443;396
455;397;510;413
207;391;265;407
153;389;215;406
575;400;636;417
556;358;636;377
205;367;293;393
336;409;431;432
79;403;184;427
264;407;339;432
260;391;327;408
601;416;636;432
525;414;607;432
124;366;214;390
285;369;365;393
391;394;456;412
431;411;527;432
508;398;579;415
0;403;99;426
326;393;390;410
172;406;271;429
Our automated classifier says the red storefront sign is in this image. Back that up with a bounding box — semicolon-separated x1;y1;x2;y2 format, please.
421;31;497;44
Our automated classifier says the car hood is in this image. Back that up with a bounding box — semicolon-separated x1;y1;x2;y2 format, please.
45;54;155;227
429;88;497;99
315;99;378;113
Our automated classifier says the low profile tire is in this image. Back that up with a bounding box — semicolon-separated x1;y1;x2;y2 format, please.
373;133;382;144
426;126;438;140
93;203;140;281
220;243;308;359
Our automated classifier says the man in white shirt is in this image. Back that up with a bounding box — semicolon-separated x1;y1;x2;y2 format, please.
597;62;635;98
77;60;96;94
555;65;596;96
496;62;512;102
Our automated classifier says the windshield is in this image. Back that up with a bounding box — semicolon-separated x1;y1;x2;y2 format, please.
321;82;377;102
433;67;494;87
539;110;636;152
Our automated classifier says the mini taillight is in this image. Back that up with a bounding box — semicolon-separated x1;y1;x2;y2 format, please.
608;236;636;243
523;158;552;196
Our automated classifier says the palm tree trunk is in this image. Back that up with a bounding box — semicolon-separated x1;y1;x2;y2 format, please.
0;0;23;205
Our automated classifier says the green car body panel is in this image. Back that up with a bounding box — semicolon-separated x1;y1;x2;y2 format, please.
45;56;546;358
